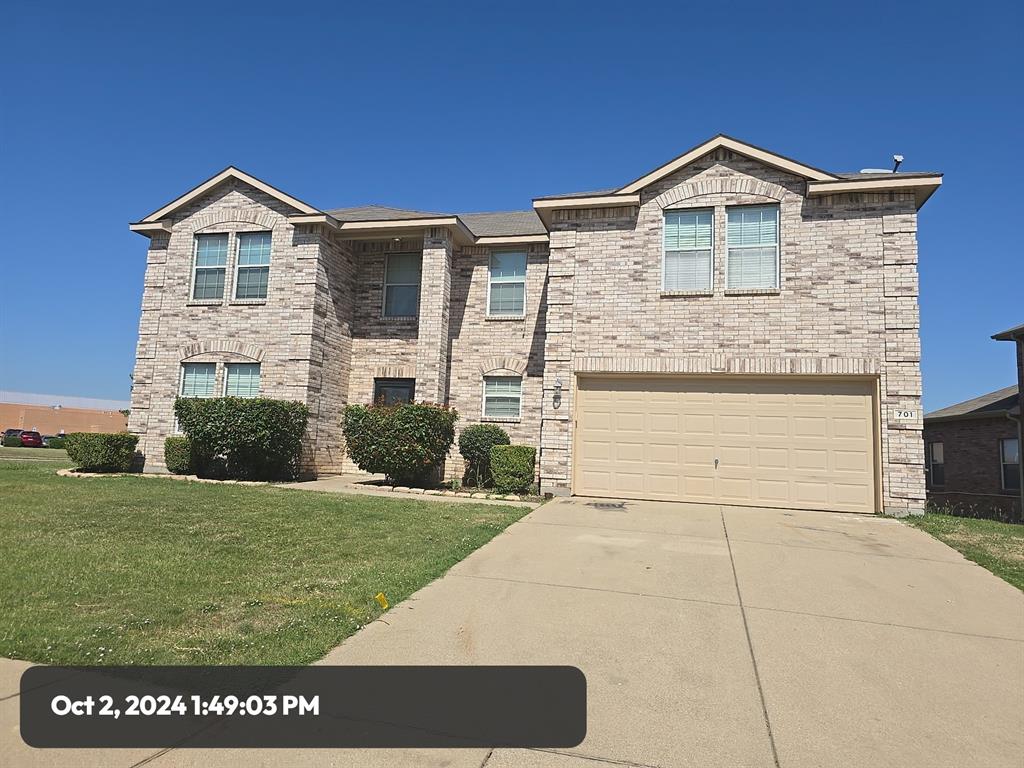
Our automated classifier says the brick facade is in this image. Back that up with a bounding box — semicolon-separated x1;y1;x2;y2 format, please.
923;418;1021;520
128;142;931;514
539;152;925;514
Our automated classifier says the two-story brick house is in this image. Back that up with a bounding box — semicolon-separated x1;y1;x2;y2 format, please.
127;135;941;515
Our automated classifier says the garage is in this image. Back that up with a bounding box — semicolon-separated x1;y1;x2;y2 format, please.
574;376;879;513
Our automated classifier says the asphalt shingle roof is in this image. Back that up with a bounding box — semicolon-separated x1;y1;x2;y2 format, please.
924;385;1019;421
325;204;545;237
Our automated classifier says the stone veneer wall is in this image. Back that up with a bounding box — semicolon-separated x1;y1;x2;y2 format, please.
538;151;926;514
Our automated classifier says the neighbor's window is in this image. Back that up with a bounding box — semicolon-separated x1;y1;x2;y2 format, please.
1000;438;1020;491
488;251;527;316
483;376;522;419
383;253;420;317
193;234;229;300
726;205;779;290
373;378;415;405
225;363;261;398
180;362;216;397
926;441;944;488
235;232;272;300
663;209;713;291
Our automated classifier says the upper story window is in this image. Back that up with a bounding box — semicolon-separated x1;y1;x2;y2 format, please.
225;363;261;398
483;376;522;420
663;210;713;292
235;232;272;300
1000;438;1020;491
726;205;779;290
193;234;229;300
925;441;944;489
180;362;216;397
383;253;420;318
488;251;527;316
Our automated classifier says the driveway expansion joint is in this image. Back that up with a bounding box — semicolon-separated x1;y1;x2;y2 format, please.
720;507;782;768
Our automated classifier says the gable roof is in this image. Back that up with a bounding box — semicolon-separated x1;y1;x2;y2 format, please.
533;133;942;211
924;385;1019;422
616;134;838;194
136;166;321;224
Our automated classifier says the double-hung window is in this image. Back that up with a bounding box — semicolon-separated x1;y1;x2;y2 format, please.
225;363;261;398
925;442;944;489
483;376;522;420
1000;438;1020;491
663;210;713;292
488;251;527;316
180;363;216;397
726;205;779;290
383;253;420;318
235;232;272;300
193;234;229;300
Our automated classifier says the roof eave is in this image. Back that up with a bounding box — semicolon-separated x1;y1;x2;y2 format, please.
924;410;1011;424
806;175;943;209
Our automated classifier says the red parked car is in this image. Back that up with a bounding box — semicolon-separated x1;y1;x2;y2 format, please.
19;431;43;447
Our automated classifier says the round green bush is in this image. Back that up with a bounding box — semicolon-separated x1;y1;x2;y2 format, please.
490;444;536;494
343;402;458;486
65;433;139;472
46;437;66;449
2;435;22;447
458;424;510;486
163;435;193;474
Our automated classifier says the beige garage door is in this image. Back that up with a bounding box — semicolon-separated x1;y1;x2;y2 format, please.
574;376;878;513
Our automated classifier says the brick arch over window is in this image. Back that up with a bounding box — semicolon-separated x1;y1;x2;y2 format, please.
189;209;280;233
653;177;788;210
179;340;265;362
479;356;528;376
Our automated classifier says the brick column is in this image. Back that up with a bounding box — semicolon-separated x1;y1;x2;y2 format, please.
539;227;576;495
880;211;926;515
415;226;452;403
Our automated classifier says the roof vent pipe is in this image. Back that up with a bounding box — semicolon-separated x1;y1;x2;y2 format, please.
892;154;904;172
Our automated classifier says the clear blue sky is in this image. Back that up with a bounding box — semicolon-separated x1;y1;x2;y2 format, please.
1;0;1020;411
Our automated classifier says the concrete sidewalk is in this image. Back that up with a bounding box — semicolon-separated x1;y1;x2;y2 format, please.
4;498;1023;767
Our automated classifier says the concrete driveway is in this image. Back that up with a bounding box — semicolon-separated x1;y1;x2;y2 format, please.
6;498;1024;767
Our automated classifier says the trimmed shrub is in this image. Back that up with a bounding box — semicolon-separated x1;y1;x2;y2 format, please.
174;397;309;481
458;424;510;487
490;445;536;494
3;435;21;447
343;402;458;486
46;437;66;449
65;433;139;472
164;435;194;475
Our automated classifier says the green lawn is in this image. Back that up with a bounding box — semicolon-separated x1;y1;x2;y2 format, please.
0;460;527;665
0;446;68;461
908;512;1024;591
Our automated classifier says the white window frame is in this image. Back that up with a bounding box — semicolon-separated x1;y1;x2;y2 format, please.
481;375;522;421
176;362;217;433
191;233;230;301
233;231;272;301
724;204;781;291
662;208;714;293
487;250;528;317
381;252;421;319
999;437;1020;492
223;362;262;398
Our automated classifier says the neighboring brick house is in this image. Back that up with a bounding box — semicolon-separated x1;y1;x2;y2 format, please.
923;385;1021;520
127;135;942;515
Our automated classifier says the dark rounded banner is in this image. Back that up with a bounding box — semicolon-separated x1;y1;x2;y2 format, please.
20;666;586;748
